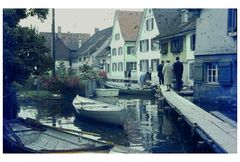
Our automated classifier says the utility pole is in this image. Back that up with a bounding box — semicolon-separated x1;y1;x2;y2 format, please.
51;8;56;76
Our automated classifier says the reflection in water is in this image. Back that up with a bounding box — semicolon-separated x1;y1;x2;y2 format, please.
17;96;190;153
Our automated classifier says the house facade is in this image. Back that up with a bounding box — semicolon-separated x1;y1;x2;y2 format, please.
193;9;237;106
40;27;90;71
154;9;196;87
109;10;143;81
71;27;112;74
135;9;161;83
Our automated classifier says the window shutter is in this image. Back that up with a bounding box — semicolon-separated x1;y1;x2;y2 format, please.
228;9;237;33
219;61;232;86
146;40;149;51
140;41;142;52
146;20;149;31
140;60;142;71
151;60;153;70
146;60;149;72
190;34;196;51
151;18;154;30
179;37;183;52
194;61;203;83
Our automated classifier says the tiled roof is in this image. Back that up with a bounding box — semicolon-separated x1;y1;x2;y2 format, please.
72;27;112;58
153;9;196;40
95;47;110;58
116;10;143;41
40;32;90;51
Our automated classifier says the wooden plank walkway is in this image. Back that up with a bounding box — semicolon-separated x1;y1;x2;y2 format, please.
159;85;237;153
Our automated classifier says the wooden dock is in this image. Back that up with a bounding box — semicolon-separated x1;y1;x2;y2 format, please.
159;85;237;153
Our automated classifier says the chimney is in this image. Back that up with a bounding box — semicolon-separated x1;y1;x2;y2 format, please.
95;28;99;33
58;26;61;38
181;9;189;23
78;39;82;48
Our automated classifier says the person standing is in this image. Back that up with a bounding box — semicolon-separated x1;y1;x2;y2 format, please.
139;71;151;89
173;56;184;92
162;59;173;91
157;61;164;85
127;67;132;87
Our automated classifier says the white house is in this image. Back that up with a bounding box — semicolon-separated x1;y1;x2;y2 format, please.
109;10;143;81
71;27;112;74
135;9;174;83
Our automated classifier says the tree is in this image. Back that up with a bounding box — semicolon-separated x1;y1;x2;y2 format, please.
3;9;52;119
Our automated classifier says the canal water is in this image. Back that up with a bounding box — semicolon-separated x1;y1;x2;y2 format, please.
17;96;208;153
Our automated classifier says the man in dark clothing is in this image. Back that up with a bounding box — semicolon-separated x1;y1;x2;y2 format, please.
127;67;132;87
173;56;183;92
157;61;164;85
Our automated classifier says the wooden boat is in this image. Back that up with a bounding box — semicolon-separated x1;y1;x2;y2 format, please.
104;82;154;97
3;117;113;153
95;88;119;97
73;95;127;126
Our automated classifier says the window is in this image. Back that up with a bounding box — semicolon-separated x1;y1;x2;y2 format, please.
105;64;110;72
126;62;137;71
78;57;82;62
112;48;116;56
170;37;183;53
115;33;120;40
190;34;196;51
112;63;117;72
206;63;219;83
118;47;123;55
127;46;135;55
146;18;154;31
228;9;237;34
140;60;149;72
118;62;123;71
140;39;149;52
83;57;86;61
151;39;159;51
189;62;194;80
151;59;159;72
160;42;168;54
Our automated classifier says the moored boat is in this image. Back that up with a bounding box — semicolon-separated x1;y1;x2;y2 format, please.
3;117;113;153
104;82;154;97
73;95;127;126
96;88;119;97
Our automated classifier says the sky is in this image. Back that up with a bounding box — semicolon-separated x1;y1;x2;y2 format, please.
19;9;143;36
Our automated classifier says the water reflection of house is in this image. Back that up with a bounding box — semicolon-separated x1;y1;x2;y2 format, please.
161;116;174;136
191;9;237;106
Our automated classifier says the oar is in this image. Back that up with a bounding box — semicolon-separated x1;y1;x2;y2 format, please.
48;126;100;137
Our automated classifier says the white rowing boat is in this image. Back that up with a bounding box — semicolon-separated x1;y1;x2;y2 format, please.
95;88;119;97
73;95;127;126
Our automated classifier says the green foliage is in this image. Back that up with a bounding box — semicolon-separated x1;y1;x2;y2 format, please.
3;9;53;85
56;62;67;77
78;64;98;80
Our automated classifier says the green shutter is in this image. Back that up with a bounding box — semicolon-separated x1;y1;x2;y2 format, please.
140;60;142;71
219;61;232;86
194;61;203;83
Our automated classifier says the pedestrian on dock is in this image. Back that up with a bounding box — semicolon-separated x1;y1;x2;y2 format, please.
162;59;173;91
157;60;164;85
173;56;183;92
139;71;151;89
